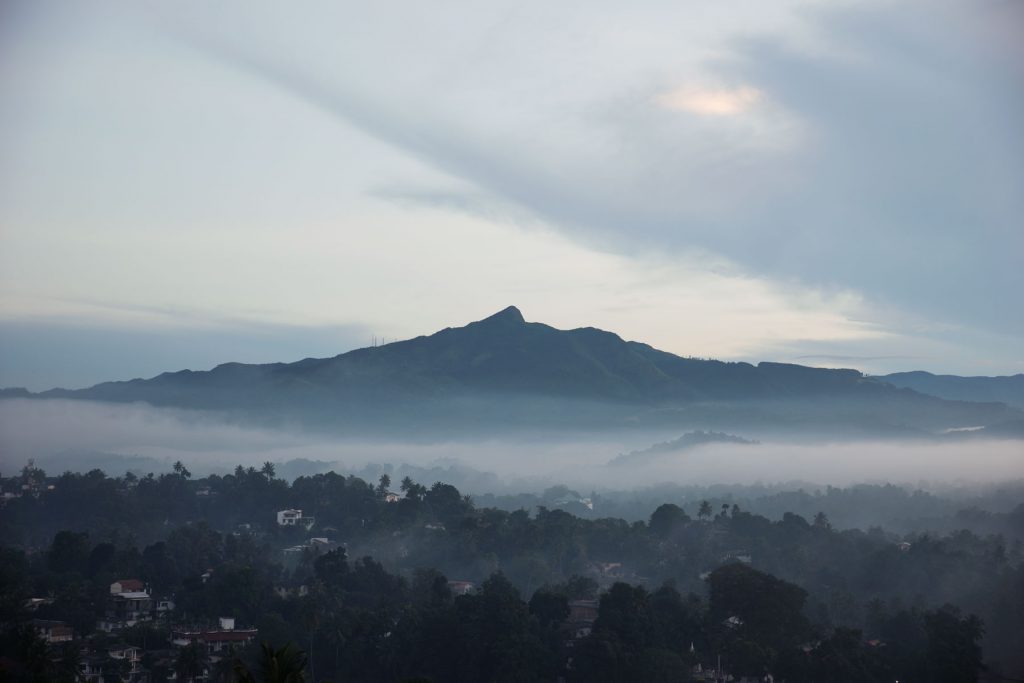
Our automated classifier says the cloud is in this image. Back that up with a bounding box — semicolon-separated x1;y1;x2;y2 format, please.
150;0;1021;340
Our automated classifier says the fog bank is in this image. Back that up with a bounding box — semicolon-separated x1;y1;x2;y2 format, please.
1;399;1021;492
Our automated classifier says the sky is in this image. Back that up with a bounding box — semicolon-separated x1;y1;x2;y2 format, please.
1;0;1022;391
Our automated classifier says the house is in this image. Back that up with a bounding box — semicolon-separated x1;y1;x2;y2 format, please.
274;584;310;599
24;597;54;612
568;599;599;624
721;550;753;565
308;537;333;547
447;580;476;596
282;537;338;565
155;597;175;616
566;599;600;640
277;509;304;526
723;615;744;629
32;619;73;643
77;644;145;683
897;541;912;552
384;492;401;503
107;644;143;678
110;579;145;594
106;580;152;628
173;617;258;655
78;654;107;682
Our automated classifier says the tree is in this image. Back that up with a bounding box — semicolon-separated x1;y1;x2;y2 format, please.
698;500;713;521
234;641;308;683
649;504;688;537
48;531;91;574
813;511;831;529
707;564;809;656
261;462;276;480
172;461;192;479
925;606;984;683
400;476;426;502
376;474;391;497
175;642;208;682
529;588;570;628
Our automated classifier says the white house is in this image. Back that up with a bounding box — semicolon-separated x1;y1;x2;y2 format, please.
277;509;304;526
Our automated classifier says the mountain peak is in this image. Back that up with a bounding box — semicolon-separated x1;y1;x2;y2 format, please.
478;306;526;325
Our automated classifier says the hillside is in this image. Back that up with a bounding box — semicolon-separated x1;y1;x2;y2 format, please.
9;307;1021;436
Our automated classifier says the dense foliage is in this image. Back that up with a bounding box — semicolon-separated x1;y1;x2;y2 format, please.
1;463;1021;681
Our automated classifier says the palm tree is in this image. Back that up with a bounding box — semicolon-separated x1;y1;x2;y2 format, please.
234;641;308;683
698;500;712;521
261;462;276;480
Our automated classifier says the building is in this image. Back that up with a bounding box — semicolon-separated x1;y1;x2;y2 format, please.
79;644;144;683
566;599;600;640
173;617;258;655
277;509;304;526
105;580;152;629
447;580;476;596
107;644;143;679
110;579;145;594
568;599;599;624
155;597;175;616
32;619;73;643
721;550;753;565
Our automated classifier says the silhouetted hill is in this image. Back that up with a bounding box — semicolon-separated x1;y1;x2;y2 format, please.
877;371;1024;409
609;431;758;466
7;307;1021;436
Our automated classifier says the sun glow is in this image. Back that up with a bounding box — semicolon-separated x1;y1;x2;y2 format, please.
656;85;763;115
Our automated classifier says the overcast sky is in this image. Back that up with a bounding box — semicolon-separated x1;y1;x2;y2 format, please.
1;0;1022;390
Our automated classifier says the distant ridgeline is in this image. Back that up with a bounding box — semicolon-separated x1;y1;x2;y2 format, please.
4;307;1022;437
876;370;1024;409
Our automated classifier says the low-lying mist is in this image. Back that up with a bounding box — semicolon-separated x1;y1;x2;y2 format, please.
1;398;1022;495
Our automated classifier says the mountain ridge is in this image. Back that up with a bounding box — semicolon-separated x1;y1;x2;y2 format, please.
4;307;1021;436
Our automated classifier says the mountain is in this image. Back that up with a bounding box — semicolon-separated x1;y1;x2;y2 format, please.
8;306;1022;436
877;371;1024;409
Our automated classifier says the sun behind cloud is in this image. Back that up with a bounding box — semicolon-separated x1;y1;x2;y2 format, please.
655;84;763;115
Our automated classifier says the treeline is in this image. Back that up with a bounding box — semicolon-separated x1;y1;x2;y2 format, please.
1;464;1023;677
